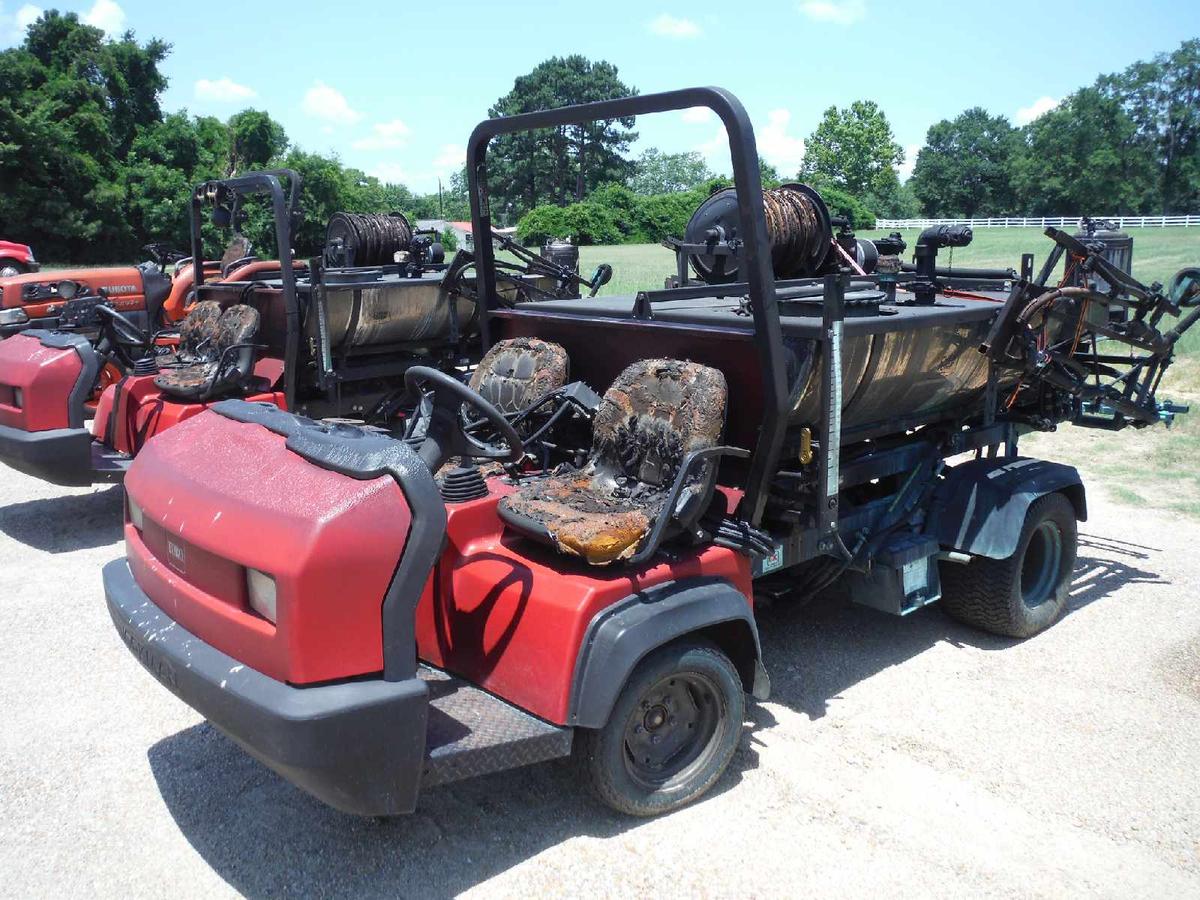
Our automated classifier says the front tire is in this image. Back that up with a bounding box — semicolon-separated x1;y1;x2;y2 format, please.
939;492;1078;638
0;259;27;279
574;639;745;817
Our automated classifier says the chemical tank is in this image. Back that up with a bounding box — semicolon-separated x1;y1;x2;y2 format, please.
318;268;478;352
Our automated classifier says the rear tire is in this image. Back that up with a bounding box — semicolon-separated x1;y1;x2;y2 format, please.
574;640;745;817
939;492;1077;638
0;259;27;279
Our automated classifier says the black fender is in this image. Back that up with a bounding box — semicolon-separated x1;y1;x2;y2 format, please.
929;456;1087;560
568;576;768;730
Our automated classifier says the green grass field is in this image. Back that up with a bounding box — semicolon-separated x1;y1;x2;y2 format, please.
582;228;1200;519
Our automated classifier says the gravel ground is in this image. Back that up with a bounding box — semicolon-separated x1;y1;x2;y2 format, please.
1;465;1199;899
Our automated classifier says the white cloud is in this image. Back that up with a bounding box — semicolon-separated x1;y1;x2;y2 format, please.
647;13;701;38
0;2;41;45
194;76;256;103
370;163;408;185
798;0;866;25
696;124;728;162
898;143;922;181
83;0;124;34
15;3;39;28
1016;96;1060;126
432;143;464;173
695;109;807;175
681;107;712;125
758;109;806;175
352;118;410;150
302;81;361;125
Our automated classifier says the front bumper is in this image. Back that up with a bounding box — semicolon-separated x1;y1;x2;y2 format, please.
0;422;98;486
104;559;431;816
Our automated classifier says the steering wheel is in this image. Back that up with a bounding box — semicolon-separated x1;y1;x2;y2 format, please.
404;366;523;473
94;304;150;367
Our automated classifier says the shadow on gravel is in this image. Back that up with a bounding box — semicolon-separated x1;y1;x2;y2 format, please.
0;484;122;552
754;544;1165;722
143;537;1160;895
148;716;764;898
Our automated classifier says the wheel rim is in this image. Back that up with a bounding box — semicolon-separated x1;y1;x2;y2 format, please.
622;672;724;790
1021;520;1063;609
0;266;19;279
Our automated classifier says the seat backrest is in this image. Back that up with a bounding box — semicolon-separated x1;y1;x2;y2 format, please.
220;235;254;275
215;304;260;353
469;337;568;416
177;300;222;356
593;358;727;488
214;304;260;385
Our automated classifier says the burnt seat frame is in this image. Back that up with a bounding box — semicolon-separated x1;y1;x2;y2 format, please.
467;87;788;529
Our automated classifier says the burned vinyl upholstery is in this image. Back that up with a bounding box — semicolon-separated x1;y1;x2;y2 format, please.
469;337;569;420
440;338;569;478
498;358;727;565
154;304;260;401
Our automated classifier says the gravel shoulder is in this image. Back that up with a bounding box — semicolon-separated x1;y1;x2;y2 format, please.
1;464;1198;898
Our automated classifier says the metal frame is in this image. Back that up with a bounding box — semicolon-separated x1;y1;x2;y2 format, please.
188;169;303;407
466;87;788;525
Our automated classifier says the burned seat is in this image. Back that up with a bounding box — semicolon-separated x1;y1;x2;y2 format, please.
426;337;570;479
469;337;570;422
497;358;731;565
154;304;261;401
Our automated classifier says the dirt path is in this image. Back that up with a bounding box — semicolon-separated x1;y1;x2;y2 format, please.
1;467;1198;898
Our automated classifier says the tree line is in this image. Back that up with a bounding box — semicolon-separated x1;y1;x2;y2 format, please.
1;11;1195;262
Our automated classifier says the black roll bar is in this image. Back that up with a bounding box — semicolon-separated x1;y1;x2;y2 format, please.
465;86;788;525
188;169;303;408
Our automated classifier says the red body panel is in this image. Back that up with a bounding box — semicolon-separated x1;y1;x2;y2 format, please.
0;240;35;266
124;411;410;684
415;484;752;724
124;407;754;723
92;373;284;456
1;265;146;323
0;333;81;430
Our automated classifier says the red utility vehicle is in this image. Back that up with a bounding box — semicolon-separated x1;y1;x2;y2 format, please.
0;240;38;279
105;88;1199;818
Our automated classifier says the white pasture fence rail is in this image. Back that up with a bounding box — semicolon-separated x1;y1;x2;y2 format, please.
874;215;1200;229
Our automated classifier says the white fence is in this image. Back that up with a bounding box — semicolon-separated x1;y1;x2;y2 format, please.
874;215;1200;229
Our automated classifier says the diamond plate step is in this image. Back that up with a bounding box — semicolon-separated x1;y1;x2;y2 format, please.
420;666;573;788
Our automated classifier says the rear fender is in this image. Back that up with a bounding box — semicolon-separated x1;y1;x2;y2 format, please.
568;576;765;729
929;456;1086;560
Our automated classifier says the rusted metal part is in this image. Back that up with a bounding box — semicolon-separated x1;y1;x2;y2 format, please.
501;359;727;565
761;185;826;279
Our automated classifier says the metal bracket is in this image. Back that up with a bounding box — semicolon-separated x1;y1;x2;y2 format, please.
817;274;845;544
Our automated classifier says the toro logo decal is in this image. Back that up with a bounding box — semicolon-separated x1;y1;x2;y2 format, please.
166;539;187;574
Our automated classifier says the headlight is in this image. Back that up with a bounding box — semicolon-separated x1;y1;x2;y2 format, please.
127;495;144;530
0;308;29;326
246;568;277;623
11;388;22;410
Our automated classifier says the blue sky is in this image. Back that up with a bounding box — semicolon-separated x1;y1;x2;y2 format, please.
3;0;1199;192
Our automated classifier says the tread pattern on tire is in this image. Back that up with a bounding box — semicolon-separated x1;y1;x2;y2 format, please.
574;640;744;817
939;492;1077;639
